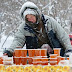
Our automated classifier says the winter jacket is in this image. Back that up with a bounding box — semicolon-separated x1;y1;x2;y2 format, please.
4;14;72;56
3;1;72;57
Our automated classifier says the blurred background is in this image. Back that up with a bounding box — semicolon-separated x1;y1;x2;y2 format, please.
0;0;72;50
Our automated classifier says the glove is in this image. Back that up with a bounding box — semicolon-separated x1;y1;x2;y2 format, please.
3;49;13;57
64;49;72;57
41;44;53;55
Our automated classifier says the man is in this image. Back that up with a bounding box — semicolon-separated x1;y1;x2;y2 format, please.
3;1;72;57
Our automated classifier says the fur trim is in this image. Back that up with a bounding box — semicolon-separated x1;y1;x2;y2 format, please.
23;9;36;18
20;1;41;19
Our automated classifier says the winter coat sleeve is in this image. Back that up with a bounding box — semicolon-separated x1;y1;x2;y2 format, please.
50;17;72;50
3;22;26;56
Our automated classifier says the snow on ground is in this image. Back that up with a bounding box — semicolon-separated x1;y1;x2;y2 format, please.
0;35;26;53
0;35;14;52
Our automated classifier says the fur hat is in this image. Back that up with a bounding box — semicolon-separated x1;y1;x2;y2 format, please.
23;9;36;19
20;1;41;19
20;1;41;24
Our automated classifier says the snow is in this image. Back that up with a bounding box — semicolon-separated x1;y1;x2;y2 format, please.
21;1;39;11
0;35;14;51
42;5;48;10
0;35;26;52
55;17;61;24
37;1;43;7
0;35;14;55
65;20;70;25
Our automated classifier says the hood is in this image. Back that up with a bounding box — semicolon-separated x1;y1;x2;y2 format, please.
20;1;41;19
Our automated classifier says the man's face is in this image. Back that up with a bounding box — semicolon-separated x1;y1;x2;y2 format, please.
26;14;36;23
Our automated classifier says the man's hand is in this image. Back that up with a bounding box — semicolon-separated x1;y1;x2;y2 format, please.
41;44;53;54
64;52;72;57
3;50;13;57
64;49;72;57
3;53;8;56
